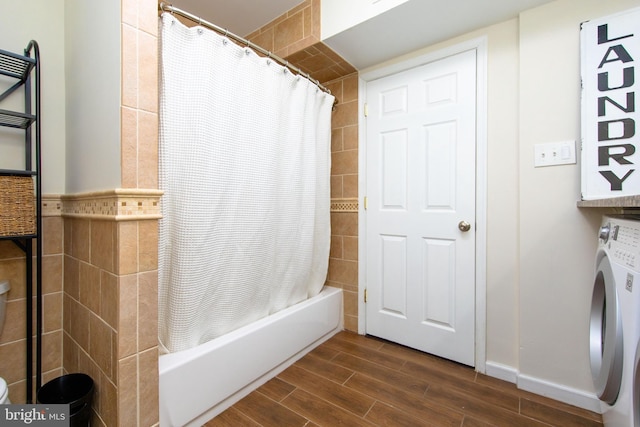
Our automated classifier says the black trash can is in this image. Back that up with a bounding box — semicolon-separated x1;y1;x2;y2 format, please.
37;373;94;427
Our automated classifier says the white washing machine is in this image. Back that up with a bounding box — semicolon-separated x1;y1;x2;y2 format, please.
590;215;640;426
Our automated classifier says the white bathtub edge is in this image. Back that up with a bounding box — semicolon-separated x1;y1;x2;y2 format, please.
159;286;344;427
187;316;342;427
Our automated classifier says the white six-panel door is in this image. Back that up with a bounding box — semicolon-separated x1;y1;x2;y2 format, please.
365;49;477;366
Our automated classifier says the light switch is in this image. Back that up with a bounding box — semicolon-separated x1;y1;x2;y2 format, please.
534;140;576;167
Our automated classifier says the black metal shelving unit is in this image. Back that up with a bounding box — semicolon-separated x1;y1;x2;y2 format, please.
0;41;42;404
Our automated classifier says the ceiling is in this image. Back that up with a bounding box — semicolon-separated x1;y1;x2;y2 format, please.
167;0;303;37
164;0;555;70
323;0;556;69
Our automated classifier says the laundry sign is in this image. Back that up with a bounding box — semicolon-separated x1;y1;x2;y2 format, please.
581;7;640;200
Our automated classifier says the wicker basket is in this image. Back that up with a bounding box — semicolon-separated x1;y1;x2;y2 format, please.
0;175;35;237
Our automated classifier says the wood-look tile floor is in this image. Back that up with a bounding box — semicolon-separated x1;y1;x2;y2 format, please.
205;331;603;427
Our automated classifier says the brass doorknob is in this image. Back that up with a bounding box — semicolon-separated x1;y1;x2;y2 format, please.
458;221;471;232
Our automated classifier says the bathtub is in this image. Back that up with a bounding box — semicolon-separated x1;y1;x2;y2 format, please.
159;286;343;427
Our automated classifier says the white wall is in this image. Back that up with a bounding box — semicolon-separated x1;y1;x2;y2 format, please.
65;0;121;193
0;0;66;194
483;18;521;377
0;0;122;195
321;0;409;40
359;0;640;410
517;0;637;400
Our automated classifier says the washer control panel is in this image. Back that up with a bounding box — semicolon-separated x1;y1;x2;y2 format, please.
601;217;640;272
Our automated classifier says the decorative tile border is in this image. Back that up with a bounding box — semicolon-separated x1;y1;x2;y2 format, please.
60;189;163;221
45;193;351;218
331;198;358;213
42;195;63;217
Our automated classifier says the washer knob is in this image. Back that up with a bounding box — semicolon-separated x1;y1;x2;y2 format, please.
599;223;610;242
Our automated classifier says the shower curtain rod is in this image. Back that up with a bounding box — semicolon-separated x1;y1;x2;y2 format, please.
159;2;334;98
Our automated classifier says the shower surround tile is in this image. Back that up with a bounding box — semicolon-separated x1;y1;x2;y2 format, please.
161;0;361;334
137;110;159;189
138;220;158;272
118;221;138;275
343;236;358;261
121;107;138;189
343;174;358;199
138;270;158;351
245;0;356;86
343;124;358;150
117;355;138;425
138;347;159;426
53;0;162;423
4;0;363;423
117;4;160;423
275;10;305;51
138;31;158;114
118;273;139;359
122;24;138;110
246;0;361;333
325;74;360;332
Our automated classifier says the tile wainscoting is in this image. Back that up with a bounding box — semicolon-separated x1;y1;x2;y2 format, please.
59;189;161;426
3;189;357;423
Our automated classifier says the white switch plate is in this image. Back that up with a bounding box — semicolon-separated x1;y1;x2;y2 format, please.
534;140;576;167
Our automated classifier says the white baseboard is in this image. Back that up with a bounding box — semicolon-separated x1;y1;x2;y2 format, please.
484;362;602;414
517;374;603;414
485;361;518;384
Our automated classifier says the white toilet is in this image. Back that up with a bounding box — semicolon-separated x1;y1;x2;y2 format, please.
0;280;10;404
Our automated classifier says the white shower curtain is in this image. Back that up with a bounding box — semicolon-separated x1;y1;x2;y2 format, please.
158;14;334;354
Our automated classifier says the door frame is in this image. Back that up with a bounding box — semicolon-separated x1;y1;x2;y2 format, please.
357;37;488;373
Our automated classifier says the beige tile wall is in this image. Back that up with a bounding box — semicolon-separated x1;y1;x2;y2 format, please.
123;0;159;191
246;0;321;58
249;5;361;333
1;0;155;424
324;74;359;332
247;2;361;332
63;0;160;425
246;0;357;84
2;3;358;427
63;214;159;427
0;215;64;403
